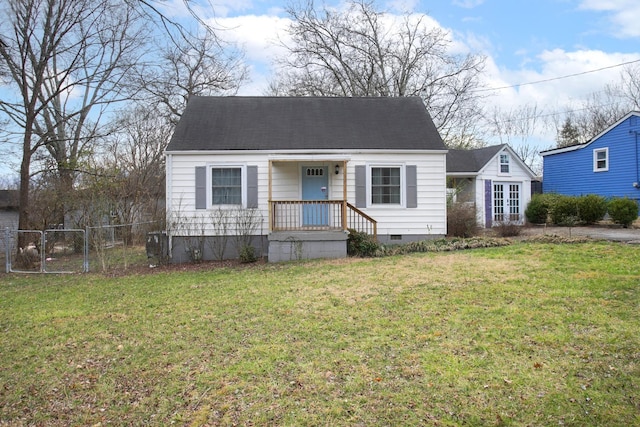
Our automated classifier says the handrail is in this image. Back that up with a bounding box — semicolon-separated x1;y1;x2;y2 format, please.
346;202;377;240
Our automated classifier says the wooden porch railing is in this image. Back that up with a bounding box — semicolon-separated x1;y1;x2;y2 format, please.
346;202;377;239
270;200;377;239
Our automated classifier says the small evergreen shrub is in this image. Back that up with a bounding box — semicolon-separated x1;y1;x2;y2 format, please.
347;229;380;257
549;195;579;225
238;244;258;263
576;194;607;224
607;198;638;227
525;193;553;224
447;202;479;238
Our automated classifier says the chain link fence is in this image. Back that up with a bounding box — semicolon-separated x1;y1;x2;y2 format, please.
2;221;162;274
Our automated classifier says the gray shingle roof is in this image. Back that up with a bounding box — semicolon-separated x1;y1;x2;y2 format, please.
167;96;446;151
446;145;506;173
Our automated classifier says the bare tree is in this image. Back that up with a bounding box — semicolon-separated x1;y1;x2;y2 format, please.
0;0;248;244
0;0;148;239
551;63;640;146
485;104;544;174
270;0;486;146
142;29;248;125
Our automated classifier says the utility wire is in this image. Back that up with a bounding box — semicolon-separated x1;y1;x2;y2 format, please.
475;58;640;93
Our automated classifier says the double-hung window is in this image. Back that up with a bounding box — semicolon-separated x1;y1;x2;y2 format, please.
371;167;401;205
212;167;242;205
593;148;608;172
499;153;510;174
195;165;258;210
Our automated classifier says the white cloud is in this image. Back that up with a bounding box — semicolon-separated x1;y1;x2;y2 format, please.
386;0;420;13
579;0;640;38
452;0;484;9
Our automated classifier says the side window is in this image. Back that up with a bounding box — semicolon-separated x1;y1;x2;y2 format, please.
212;167;242;205
593;148;608;172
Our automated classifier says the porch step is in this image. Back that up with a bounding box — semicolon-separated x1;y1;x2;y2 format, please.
268;231;348;262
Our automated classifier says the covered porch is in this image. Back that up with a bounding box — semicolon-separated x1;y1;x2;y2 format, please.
267;158;376;261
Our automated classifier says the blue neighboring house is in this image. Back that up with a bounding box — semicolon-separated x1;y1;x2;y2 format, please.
541;111;640;205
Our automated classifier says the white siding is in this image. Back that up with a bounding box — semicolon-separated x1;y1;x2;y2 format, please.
476;150;533;227
167;151;447;237
345;153;447;237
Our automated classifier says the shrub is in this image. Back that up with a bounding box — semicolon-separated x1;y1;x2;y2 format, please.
608;198;638;227
347;229;380;257
238;244;258;263
447;202;479;238
549;195;579;225
525;193;553;224
576;194;607;224
493;220;522;237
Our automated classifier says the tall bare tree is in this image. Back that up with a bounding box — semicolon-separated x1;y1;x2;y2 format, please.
0;0;148;236
141;29;248;125
269;0;486;146
0;0;248;241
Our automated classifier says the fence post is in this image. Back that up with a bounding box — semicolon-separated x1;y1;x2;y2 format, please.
4;228;9;273
84;227;90;273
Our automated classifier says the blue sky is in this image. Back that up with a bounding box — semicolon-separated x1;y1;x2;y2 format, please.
2;0;640;179
202;0;640;153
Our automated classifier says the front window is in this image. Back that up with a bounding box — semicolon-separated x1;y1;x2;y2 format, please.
593;148;608;172
499;153;510;174
212;167;242;205
371;167;401;204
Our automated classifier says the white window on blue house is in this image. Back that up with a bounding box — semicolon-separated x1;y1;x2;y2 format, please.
499;153;510;174
593;148;608;172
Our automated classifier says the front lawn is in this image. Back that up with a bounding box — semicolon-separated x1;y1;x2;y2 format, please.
1;241;639;426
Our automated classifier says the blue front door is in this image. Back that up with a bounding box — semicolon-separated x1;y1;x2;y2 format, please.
302;166;329;226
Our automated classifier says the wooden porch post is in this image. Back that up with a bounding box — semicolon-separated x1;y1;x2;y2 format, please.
268;160;273;232
342;160;347;231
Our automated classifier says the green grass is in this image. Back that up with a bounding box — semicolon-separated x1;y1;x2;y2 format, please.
1;241;640;426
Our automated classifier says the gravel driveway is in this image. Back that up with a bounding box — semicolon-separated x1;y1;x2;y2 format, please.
520;224;640;243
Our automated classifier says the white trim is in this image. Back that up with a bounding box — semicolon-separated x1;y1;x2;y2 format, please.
207;163;248;208
167;149;448;156
593;147;609;172
541;111;640;157
165;153;173;214
498;152;511;176
367;163;405;207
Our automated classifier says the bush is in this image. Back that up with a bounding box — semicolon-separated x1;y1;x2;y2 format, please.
347;229;380;257
576;194;607;224
493;220;522;237
447;202;479;238
238;244;258;263
549;195;579;225
525;193;554;224
607;198;638;227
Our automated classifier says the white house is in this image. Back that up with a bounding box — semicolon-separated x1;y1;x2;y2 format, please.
446;144;535;227
165;96;448;262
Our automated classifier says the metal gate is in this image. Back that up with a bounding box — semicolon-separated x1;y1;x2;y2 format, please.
4;228;87;273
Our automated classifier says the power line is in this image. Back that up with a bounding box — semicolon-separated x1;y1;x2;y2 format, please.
475;58;640;93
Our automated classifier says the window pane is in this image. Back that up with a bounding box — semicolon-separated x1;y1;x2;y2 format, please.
500;154;510;173
371;167;401;204
212;168;242;205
